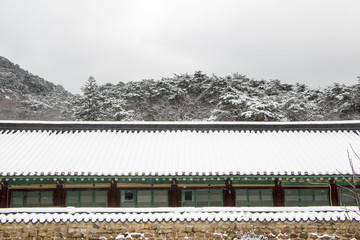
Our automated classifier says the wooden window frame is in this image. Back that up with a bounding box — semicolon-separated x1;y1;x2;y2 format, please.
284;187;330;207
338;186;360;207
234;187;274;207
9;189;54;208
180;188;224;207
65;189;109;207
119;188;170;208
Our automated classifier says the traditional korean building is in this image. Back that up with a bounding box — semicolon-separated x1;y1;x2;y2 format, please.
0;120;359;239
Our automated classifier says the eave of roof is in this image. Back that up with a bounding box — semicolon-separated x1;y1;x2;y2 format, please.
3;174;354;187
1;120;360;132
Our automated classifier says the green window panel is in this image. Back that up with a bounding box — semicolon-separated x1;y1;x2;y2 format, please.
11;192;24;207
260;189;273;206
153;190;168;207
339;188;360;206
65;190;108;207
181;189;223;207
284;189;299;206
248;189;262;206
236;189;248;207
235;189;273;207
300;189;314;206
182;190;195;207
80;191;93;206
120;189;169;208
284;188;329;207
94;190;108;207
209;189;223;206
121;190;137;207
10;191;53;207
137;190;152;208
196;189;209;207
40;191;53;206
66;190;80;207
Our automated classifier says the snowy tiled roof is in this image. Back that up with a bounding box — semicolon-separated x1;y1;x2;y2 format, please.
0;207;359;223
1;121;360;177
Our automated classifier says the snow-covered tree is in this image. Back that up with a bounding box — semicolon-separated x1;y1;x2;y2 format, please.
100;84;134;121
351;76;360;115
73;76;104;121
280;85;321;121
316;83;358;120
71;72;360;122
209;87;247;121
240;97;284;121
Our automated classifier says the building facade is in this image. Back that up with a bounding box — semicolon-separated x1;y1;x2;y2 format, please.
1;121;360;239
0;120;359;209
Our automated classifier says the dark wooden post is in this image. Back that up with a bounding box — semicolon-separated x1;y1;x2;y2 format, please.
0;181;9;208
274;180;284;207
109;179;119;207
223;179;235;206
330;180;339;206
169;180;181;207
54;180;65;207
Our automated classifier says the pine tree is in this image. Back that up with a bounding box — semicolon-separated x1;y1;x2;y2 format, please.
240;97;284;121
100;85;134;121
73;76;104;121
354;76;360;114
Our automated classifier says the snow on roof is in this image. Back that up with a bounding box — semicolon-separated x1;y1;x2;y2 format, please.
0;207;359;223
1;121;360;177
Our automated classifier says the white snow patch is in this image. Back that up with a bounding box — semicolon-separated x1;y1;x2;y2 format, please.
115;232;148;240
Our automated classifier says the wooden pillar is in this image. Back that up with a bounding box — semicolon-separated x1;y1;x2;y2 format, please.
274;180;284;207
169;180;181;207
223;179;235;207
108;179;119;207
330;180;339;206
54;180;65;207
0;181;9;208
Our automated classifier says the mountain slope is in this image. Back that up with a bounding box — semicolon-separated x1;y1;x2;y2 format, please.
0;56;74;120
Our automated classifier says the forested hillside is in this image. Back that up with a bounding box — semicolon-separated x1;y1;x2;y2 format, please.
73;72;360;122
0;56;74;120
1;55;359;122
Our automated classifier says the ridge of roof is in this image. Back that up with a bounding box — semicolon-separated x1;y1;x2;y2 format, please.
1;120;360;131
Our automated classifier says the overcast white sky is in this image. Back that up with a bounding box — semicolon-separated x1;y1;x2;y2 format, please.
1;0;360;94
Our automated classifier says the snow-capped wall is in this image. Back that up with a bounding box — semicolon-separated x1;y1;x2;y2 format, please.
1;207;360;224
1;208;360;239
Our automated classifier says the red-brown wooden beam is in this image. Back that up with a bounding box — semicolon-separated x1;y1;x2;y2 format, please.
108;179;119;207
0;181;9;208
223;179;235;207
274;180;284;207
54;180;65;207
330;180;339;206
169;180;181;207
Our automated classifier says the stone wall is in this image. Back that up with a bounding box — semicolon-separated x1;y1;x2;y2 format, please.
1;220;360;240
